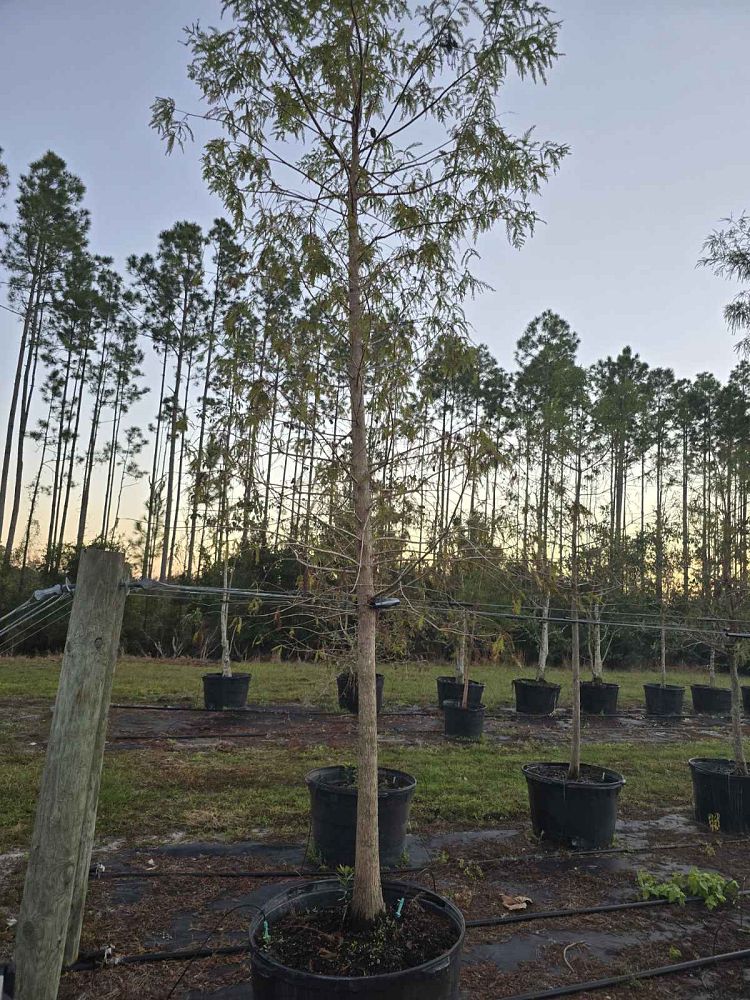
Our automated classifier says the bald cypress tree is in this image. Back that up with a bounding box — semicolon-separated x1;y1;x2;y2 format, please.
154;0;567;924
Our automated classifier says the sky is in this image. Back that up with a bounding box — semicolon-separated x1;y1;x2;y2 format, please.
2;0;749;388
0;0;749;533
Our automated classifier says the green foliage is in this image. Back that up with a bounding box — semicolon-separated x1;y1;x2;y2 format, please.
637;868;739;910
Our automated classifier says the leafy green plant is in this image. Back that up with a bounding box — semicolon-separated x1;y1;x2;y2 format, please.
637;868;739;910
336;864;355;898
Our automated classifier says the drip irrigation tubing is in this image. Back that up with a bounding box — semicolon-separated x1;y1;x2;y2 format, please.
62;904;750;977
88;835;748;883
465;888;750;927
88;863;431;881
497;946;750;1000
65;942;249;971
110;702;424;717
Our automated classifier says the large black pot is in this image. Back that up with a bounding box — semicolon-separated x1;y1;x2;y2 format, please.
522;762;625;849
513;678;560;716
743;686;750;715
436;676;484;709
306;765;415;868
337;671;384;714
202;672;250;710
689;757;750;833
249;879;465;999
643;683;684;717
443;700;484;741
690;685;731;715
580;681;619;716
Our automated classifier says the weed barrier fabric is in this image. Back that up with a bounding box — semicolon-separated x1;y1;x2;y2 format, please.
496;945;750;1000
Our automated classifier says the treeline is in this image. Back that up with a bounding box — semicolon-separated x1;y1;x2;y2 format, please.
0;150;747;668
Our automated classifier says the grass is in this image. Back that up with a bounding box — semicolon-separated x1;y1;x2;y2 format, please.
0;733;741;855
0;655;743;854
0;653;725;709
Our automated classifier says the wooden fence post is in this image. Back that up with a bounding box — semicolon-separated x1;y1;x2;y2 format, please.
15;548;128;1000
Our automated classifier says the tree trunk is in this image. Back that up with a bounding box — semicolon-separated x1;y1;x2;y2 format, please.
160;294;189;580
220;555;232;678
4;303;43;567
537;594;550;681
0;263;41;544
568;451;583;781
347;128;384;925
454;612;466;683
592;602;603;680
729;644;747;775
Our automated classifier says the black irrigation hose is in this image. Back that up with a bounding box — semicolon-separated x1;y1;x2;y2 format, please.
465;888;750;927
65;942;249;972
498;946;750;1000
110;703;421;718
88;863;432;881
64;906;750;977
109;702;745;725
88;834;747;882
476;835;750;868
107;732;268;742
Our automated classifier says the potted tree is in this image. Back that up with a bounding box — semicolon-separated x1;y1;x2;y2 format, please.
643;616;685;716
523;389;625;848
337;662;385;714
580;596;619;715
443;614;485;741
202;552;250;710
690;640;731;715
690;633;750;831
154;0;566;992
437;608;484;710
513;590;561;714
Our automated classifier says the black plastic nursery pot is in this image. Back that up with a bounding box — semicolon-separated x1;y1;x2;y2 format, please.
443;700;485;741
249;878;465;1000
643;683;684;717
523;762;625;849
690;684;731;715
513;678;560;716
689;757;750;833
580;681;619;716
201;672;250;711
436;676;484;709
742;686;750;715
306;765;416;868
337;671;384;714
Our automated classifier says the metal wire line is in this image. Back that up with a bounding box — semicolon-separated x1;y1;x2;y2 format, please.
0;598;73;655
0;594;69;642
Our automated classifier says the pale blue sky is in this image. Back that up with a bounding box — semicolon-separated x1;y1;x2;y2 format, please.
1;0;749;402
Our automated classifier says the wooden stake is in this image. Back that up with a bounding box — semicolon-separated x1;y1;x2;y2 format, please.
15;549;128;1000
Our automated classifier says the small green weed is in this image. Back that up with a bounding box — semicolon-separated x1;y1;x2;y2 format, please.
637;868;739;910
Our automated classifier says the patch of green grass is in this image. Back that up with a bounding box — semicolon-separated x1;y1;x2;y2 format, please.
0;735;739;854
0;655;741;854
0;654;724;709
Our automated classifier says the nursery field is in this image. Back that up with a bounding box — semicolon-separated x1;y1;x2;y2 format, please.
1;655;750;998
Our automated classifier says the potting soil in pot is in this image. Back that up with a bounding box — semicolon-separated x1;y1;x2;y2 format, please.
258;899;459;977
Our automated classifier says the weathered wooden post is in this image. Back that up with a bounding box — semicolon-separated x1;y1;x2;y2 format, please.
15;548;128;1000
